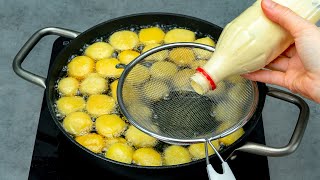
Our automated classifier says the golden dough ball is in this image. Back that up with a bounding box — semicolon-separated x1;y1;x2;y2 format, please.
194;37;215;59
213;103;242;123
58;77;79;96
56;96;85;115
122;85;140;104
219;128;245;146
195;37;215;46
127;103;153;119
67;56;95;79
110;80;118;101
84;42;114;60
86;94;116;117
143;79;169;101
216;122;233;133
169;48;195;66
142;43;159;53
104;137;127;150
109;30;139;51
126;103;159;133
190;60;207;70
79;73;107;95
163;145;192;165
95;114;127;138
96;58;124;78
62;112;93;136
127;64;150;85
133;148;162;166
75;133;104;153
164;28;195;44
188;140;220;160
118;50;140;65
125;125;157;148
105;143;134;164
139;27;165;45
150;61;178;80
172;69;195;90
227;83;249;105
142;43;168;61
127;103;154;126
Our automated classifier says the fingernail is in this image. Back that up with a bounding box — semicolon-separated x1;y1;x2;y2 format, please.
264;0;276;9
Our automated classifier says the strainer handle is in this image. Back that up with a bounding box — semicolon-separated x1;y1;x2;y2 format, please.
206;141;236;180
207;163;236;180
234;86;309;157
12;27;80;88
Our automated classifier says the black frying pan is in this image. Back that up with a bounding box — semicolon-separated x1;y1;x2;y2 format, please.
13;13;309;180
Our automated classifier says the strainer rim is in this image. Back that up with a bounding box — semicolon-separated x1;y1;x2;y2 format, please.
117;42;259;144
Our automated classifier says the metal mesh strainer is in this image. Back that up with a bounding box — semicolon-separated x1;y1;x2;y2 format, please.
117;43;259;179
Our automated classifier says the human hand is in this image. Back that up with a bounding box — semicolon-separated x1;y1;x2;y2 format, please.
242;0;320;103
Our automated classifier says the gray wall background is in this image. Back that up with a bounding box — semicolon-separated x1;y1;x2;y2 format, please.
0;0;319;179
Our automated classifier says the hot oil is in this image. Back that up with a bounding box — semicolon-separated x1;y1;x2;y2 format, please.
53;23;223;163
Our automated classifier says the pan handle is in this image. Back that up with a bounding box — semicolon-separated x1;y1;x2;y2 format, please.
233;86;310;157
13;27;80;88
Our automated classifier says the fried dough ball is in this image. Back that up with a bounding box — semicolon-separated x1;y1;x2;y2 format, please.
125;125;157;148
143;79;169;101
62;112;93;136
133;148;162;166
172;69;195;90
79;73;107;95
213;103;242;123
126;103;159;133
194;37;215;59
219;128;245;146
110;80;118;101
227;83;249;105
127;103;153;125
195;37;215;46
142;43;168;61
164;28;195;44
96;58;124;78
169;48;195;66
104;137;127;150
86;94;116;117
109;30;139;51
95;114;127;138
67;56;95;79
84;42;114;60
189;60;207;70
188;140;220;160
122;85;140;104
56;96;85;115
75;133;104;153
127;103;153;119
58;77;79;96
118;50;140;65
139;27;165;45
105;143;134;164
163;145;192;165
150;61;177;80
126;64;150;85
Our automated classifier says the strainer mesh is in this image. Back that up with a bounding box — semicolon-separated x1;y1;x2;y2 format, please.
120;44;255;141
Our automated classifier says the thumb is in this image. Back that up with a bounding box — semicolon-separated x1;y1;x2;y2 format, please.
261;0;314;38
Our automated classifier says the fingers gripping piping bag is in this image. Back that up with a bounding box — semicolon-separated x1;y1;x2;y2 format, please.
191;0;320;94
